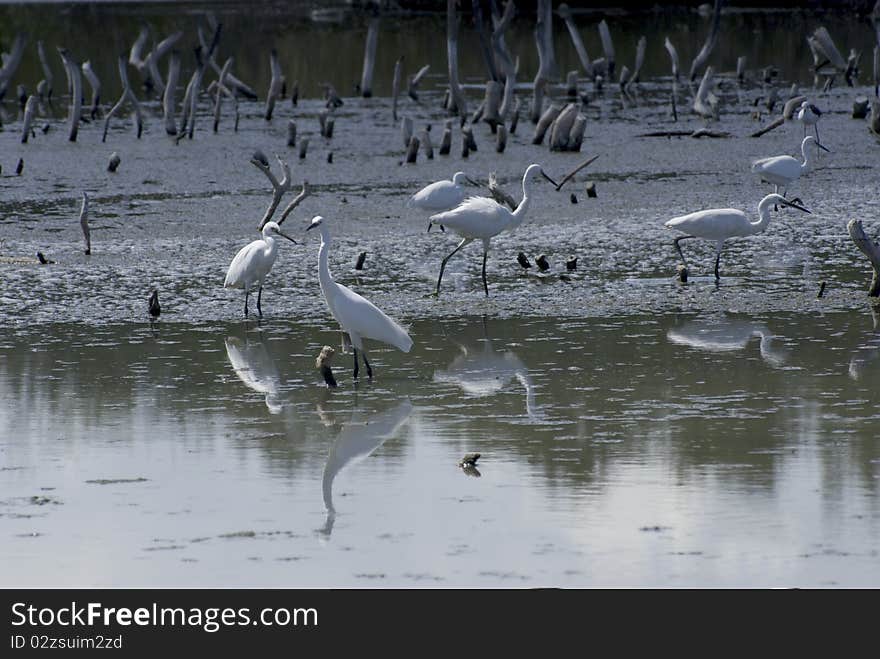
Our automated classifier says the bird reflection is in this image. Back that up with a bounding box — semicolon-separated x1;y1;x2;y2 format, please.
848;307;880;381
667;316;789;367
319;399;413;538
433;318;542;420
224;334;284;414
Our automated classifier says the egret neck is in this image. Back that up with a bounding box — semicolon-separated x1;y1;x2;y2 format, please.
316;224;335;303
750;196;779;235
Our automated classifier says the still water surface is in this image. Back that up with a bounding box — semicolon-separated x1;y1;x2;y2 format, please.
1;315;878;587
1;2;879;586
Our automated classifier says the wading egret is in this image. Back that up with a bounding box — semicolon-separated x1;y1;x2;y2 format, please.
751;135;830;194
408;171;478;212
664;193;811;280
796;100;822;141
428;163;557;296
224;220;297;317
306;215;413;379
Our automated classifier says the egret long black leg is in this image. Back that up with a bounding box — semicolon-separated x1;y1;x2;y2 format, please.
714;247;723;281
244;291;249;317
481;249;489;297
362;350;373;379
352;348;359;380
673;236;694;268
435;238;471;296
256;286;263;317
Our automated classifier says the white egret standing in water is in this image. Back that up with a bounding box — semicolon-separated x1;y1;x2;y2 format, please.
224;221;297;317
665;194;811;280
751;135;830;195
306;216;413;379
428;163;557;296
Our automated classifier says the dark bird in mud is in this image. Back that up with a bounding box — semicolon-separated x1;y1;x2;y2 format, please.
517;252;532;269
149;290;161;317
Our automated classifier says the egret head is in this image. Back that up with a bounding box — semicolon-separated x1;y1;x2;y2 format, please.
525;163;558;188
453;171;479;186
263;221;297;244
306;215;324;232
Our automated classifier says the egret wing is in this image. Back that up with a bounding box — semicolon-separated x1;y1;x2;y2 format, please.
332;283;413;352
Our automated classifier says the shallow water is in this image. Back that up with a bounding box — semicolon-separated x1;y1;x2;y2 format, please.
1;3;880;587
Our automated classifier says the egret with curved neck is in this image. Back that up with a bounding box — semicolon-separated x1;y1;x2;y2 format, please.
407;171;478;213
307;216;413;379
224;220;297;317
428;163;557;296
751;135;830;195
664;193;811;280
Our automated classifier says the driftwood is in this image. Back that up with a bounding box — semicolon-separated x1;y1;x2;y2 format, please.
597;19;615;79
496;124;507;153
252;152;291;228
0;34;26;99
211;57;234;132
57;48;82;142
532;103;562;144
360;16;380;97
689;0;724;82
391;56;403;120
103;55;144;141
265;49;284;120
664;37;680;120
405;136;420;163
439;121;452;155
79;192;90;255
298;139;309;160
21;95;36;143
36;40;53;100
554;154;599;191
446;0;467;117
163;51;181;135
557;4;593;78
81;61;101;119
178;46;211;142
491;0;517;121
531;0;557;123
422;127;434;159
408;64;430;102
482;80;503;131
749;95;806;137
401;116;413;148
848;219;880;296
472;0;499;82
692;65;718;120
549;103;578;151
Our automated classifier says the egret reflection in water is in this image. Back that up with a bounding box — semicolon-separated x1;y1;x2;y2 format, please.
224;334;284;414
666;316;789;367
433;319;542;420
319;399;413;537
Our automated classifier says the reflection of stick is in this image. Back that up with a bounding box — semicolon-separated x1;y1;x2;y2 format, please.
689;0;724;81
360;16;380;98
391;56;403;120
79;192;90;255
847;219;880;296
163;51;180;135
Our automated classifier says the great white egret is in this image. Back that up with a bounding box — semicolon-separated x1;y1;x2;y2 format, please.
427;163;557;296
306;215;413;379
224;221;297;317
751;135;829;194
664;193;811;280
407;171;478;212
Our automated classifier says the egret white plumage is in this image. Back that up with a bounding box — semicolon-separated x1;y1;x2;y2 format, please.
751;135;830;194
224;220;297;317
796;100;823;142
428;163;557;296
408;171;478;213
664;193;811;280
307;215;413;379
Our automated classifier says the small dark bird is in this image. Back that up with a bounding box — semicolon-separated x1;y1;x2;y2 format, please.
536;254;550;272
107;152;121;173
316;346;338;388
327;152;333;164
36;251;54;264
516;252;532;269
16;158;23;175
148;290;161;317
566;257;578;271
459;452;480;467
570;193;578;204
355;251;367;270
586;182;597;198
